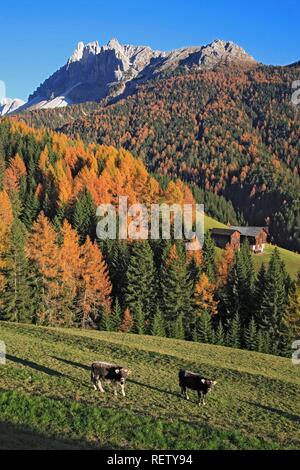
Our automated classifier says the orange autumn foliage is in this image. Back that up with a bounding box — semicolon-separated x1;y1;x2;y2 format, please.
121;308;133;332
78;237;112;328
7;121;196;216
3;154;27;192
194;273;218;316
0;191;14;290
27;212;61;325
218;243;235;285
58;220;81;296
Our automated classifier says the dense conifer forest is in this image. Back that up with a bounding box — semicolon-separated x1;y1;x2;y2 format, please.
0;118;299;358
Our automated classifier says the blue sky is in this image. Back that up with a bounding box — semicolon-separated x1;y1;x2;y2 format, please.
1;0;300;100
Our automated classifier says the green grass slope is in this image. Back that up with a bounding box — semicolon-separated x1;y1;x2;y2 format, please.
251;244;300;280
0;323;299;450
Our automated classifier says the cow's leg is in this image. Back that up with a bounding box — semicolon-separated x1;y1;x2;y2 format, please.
91;372;98;390
180;385;188;400
198;391;203;406
113;383;118;396
120;383;126;397
97;379;105;393
91;376;98;391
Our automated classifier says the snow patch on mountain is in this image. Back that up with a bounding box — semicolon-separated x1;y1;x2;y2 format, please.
0;98;25;116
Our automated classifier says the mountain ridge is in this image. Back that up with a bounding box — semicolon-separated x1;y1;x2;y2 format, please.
11;38;257;114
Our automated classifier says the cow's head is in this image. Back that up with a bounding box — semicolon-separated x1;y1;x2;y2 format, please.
115;367;131;383
201;379;217;392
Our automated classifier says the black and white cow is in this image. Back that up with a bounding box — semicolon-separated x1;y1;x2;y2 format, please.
179;369;217;405
91;362;131;397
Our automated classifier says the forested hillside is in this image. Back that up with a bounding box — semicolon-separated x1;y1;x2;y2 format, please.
19;64;300;251
0;119;299;358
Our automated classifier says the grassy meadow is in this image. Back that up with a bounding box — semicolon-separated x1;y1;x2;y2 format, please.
0;322;299;450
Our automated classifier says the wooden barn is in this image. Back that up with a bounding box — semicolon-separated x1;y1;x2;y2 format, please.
210;226;269;253
210;228;241;250
230;226;269;253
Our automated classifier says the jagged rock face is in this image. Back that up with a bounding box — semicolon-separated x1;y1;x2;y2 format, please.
25;38;256;110
0;98;25;116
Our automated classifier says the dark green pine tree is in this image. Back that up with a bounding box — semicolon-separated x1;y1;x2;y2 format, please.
244;317;258;351
42;179;58;219
22;190;40;228
133;303;145;335
240;240;255;290
187;255;201;288
73;189;97;242
196;310;213;344
225;243;255;327
151;307;166;337
100;305;112;331
110;298;122;332
161;244;193;338
211;328;216;345
172;313;185;340
227;312;241;349
125;241;156;329
0;219;33;323
260;248;288;353
253;263;267;323
215;321;225;346
109;242;130;308
202;231;217;282
257;330;271;354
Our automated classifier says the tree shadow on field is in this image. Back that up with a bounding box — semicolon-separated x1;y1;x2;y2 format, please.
128;378;181;399
52;356;90;372
7;354;64;378
0;421;123;450
245;401;300;423
7;354;89;388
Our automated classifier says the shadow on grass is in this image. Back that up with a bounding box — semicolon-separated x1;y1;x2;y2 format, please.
0;421;122;450
246;401;300;423
7;354;65;378
128;378;181;399
7;354;89;388
52;356;90;372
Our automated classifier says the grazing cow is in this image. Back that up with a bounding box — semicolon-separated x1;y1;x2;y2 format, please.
91;362;131;397
179;369;217;405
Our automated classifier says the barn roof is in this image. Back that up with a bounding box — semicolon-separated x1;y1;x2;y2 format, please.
230;226;268;237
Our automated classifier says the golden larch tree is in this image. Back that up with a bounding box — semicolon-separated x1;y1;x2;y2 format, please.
194;273;219;316
78;237;112;328
27;212;61;325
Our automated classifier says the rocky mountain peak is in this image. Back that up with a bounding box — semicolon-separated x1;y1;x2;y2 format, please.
23;38;257;112
68;40;101;65
107;38;122;50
